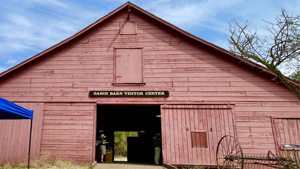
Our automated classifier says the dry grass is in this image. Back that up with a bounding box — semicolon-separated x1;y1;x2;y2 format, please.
1;157;91;169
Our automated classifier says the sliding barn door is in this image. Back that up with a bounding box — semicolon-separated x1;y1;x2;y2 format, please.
272;118;300;158
161;105;235;165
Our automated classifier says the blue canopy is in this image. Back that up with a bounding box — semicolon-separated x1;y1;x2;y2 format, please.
0;97;33;119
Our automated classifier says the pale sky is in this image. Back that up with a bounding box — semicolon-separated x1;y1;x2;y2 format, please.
0;0;299;74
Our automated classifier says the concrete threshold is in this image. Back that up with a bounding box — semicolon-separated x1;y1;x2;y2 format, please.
94;163;164;169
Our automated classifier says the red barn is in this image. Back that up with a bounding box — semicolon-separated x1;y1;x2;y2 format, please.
0;2;299;167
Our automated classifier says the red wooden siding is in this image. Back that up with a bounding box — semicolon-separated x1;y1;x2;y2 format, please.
120;21;137;34
272;118;300;158
161;105;235;165
40;103;96;163
235;116;276;156
0;6;299;165
115;48;142;83
0;102;44;163
0;11;298;103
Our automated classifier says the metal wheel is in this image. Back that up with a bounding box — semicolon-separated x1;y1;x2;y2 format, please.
216;135;244;169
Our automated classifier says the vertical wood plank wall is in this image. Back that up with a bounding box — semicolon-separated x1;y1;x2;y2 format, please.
161;105;235;165
40;103;95;162
272;118;300;158
0;102;44;163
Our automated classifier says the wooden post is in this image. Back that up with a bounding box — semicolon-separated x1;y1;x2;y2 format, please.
127;6;131;20
28;119;33;169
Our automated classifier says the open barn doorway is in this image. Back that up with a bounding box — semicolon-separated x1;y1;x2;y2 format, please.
95;105;161;164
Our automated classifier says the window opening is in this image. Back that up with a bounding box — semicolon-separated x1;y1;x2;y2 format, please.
191;131;208;148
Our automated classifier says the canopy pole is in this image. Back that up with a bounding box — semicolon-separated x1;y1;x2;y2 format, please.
28;119;33;169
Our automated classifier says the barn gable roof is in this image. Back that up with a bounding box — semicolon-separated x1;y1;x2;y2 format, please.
0;1;298;86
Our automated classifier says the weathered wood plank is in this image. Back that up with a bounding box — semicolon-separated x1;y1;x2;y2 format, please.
235;116;273;122
235;111;300;118
188;77;270;82
238;137;274;144
0;83;72;88
0;91;88;97
87;86;185;91
176;108;182;164
181;108;188;164
45;60;112;65
167;96;299;102
41;139;93;145
44;105;94;111
169;108;175;164
145;72;259;78
236;121;272;127
41;145;92;151
43;120;93;125
32;65;101;70
189;108;197;164
161;107;166;163
189;86;290;92
40;149;92;155
42;129;93;135
17;74;74;79
44;111;94;116
261;102;300;107
43;115;93;120
0;87;86;92
42;131;94;139
246;91;295;96
238;132;273;138
173;82;230;87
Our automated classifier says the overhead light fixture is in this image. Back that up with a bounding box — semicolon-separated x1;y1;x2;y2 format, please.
99;130;104;132
140;131;145;133
156;115;161;117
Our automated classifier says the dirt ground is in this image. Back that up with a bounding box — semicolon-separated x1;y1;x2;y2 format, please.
114;156;128;161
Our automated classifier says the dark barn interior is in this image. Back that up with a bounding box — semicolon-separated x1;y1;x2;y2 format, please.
96;105;162;164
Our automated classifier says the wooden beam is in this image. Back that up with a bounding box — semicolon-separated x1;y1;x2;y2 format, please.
127;5;131;20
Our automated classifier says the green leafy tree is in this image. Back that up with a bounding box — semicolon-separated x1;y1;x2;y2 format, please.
229;9;300;99
114;131;138;157
114;132;127;156
290;71;300;83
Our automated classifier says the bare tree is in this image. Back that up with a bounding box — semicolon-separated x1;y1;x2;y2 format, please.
229;9;300;99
